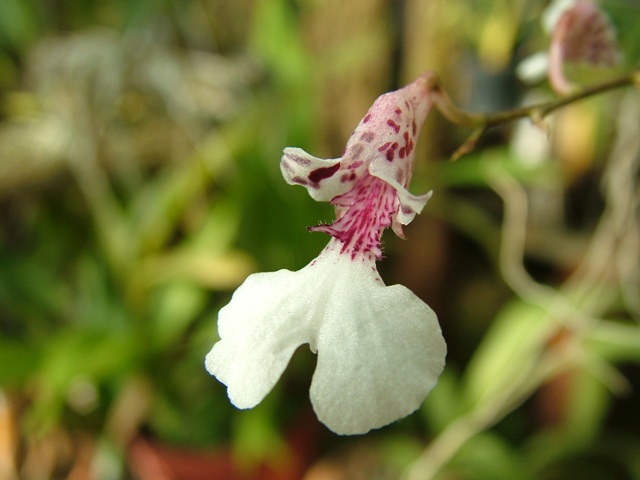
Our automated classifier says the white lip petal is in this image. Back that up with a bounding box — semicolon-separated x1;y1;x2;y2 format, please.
308;251;446;435
206;242;446;434
205;268;314;409
204;242;369;409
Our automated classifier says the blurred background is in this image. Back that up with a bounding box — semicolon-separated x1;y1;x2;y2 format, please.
0;0;639;478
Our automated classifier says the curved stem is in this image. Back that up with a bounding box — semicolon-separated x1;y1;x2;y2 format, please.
425;70;640;157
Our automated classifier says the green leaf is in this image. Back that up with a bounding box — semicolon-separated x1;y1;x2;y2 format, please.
462;300;556;409
149;282;207;349
426;149;560;189
443;432;534;480
26;327;140;432
0;339;39;386
584;320;640;363
421;369;464;434
232;400;287;470
0;0;38;49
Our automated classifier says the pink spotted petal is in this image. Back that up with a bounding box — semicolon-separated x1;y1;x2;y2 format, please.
281;147;349;202
281;73;434;232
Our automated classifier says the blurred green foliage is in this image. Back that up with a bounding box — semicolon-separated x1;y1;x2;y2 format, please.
0;0;639;479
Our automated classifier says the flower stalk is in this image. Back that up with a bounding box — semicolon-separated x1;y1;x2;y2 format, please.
424;69;640;159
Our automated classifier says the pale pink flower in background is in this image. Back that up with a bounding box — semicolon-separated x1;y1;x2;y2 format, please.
205;73;446;435
548;0;621;94
517;0;621;94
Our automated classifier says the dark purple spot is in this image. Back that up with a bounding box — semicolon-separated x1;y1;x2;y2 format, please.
341;172;356;182
349;143;364;158
399;147;406;159
387;119;400;133
412;119;417;135
378;142;391;152
308;163;341;183
385;142;399;162
288;154;311;165
363;114;372;124
394;107;402;116
291;176;309;186
403;131;413;154
360;131;375;142
401;205;414;215
348;160;363;169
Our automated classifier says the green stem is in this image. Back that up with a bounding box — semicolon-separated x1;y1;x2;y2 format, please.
425;70;640;156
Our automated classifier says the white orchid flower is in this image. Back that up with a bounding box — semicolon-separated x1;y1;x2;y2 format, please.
205;73;446;435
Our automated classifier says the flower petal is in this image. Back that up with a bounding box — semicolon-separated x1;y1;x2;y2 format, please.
542;0;577;33
280;147;348;202
369;158;433;227
547;0;621;94
205;268;314;409
281;73;435;214
308;250;446;435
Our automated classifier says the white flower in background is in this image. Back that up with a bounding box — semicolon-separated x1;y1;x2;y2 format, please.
205;73;446;435
517;0;621;94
